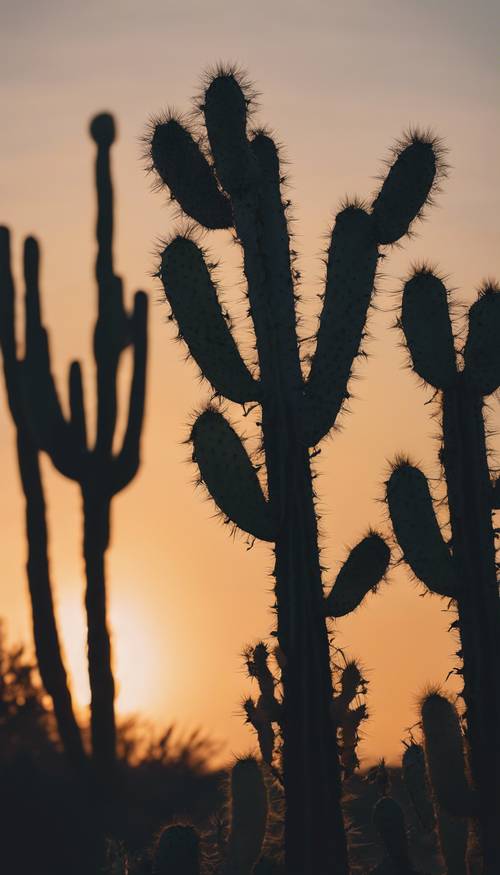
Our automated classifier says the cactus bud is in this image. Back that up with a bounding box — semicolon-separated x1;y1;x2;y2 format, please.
190;409;275;541
464;282;500;396
160;236;259;403
371;135;437;244
150;118;233;229
324;533;390;617
387;462;458;598
401;270;457;389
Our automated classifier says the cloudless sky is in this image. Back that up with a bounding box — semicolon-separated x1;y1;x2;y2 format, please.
1;0;499;765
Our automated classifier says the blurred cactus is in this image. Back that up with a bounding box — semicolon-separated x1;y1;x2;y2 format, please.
0;231;86;770
370;795;428;875
152;756;270;875
0;113;148;777
386;270;500;869
420;692;475;874
148;66;440;873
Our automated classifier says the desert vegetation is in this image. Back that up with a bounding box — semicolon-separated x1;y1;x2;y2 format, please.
0;64;498;875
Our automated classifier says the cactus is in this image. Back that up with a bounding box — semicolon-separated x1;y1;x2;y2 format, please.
370;795;428;875
152;756;269;875
420;692;475;875
147;66;440;874
386;270;500;869
0;231;86;770
0;113;148;777
243;643;368;782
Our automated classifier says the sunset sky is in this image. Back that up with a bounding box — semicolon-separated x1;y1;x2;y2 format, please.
1;0;499;767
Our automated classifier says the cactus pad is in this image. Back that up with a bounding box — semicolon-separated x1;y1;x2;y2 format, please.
190;409;275;541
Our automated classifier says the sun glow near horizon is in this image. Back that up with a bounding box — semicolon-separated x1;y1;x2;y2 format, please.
57;588;161;719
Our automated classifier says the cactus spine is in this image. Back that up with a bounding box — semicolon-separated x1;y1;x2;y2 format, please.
148;67;439;874
387;271;500;870
1;114;148;777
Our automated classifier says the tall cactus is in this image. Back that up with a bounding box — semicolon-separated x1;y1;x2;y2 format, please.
147;67;440;874
386;270;500;871
1;113;148;777
0;231;86;770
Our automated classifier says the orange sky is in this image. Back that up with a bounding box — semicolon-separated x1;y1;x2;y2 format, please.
1;1;499;767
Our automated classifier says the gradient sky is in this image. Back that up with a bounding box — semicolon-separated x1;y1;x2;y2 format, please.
1;0;499;766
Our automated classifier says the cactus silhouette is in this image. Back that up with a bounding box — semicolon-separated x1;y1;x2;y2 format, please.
402;736;470;874
386;270;500;870
243;642;368;783
147;66;441;874
419;693;473;875
0;232;86;770
370;795;428;875
152;757;270;875
0;113;148;777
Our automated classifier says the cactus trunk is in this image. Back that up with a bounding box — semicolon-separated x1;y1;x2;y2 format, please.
442;378;500;869
83;492;116;774
271;431;348;874
18;430;87;769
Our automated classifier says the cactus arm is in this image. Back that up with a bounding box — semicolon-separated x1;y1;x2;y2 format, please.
203;76;277;392
68;361;88;455
463;283;500;396
249;133;303;396
190;408;275;542
159;236;259;403
22;237;83;479
92;114;121;458
150;116;233;230
371;135;438;245
324;532;390;618
111;291;148;494
304;207;378;447
0;227;86;770
401;270;457;390
304;136;440;447
386;462;458;598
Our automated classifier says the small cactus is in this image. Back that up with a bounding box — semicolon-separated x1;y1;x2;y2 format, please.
153;824;202;875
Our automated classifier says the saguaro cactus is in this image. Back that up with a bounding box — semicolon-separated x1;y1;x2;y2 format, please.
387;270;500;871
148;67;440;874
2;113;148;776
0;231;87;770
